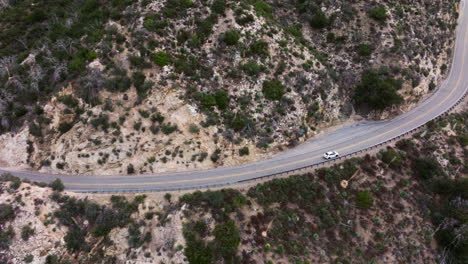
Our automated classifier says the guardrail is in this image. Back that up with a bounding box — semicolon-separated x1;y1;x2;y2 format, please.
77;90;467;193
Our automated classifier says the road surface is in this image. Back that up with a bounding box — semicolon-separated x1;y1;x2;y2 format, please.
1;2;467;192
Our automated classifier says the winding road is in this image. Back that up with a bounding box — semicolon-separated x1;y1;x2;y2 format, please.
1;1;468;192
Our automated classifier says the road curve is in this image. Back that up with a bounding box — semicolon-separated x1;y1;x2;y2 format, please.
1;2;468;192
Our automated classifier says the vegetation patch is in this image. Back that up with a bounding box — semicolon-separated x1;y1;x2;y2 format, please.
262;79;285;101
353;69;403;111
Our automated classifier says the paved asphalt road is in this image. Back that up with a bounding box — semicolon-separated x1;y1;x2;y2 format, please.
1;2;467;192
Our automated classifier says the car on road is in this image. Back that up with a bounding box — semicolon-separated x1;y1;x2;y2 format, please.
323;151;339;159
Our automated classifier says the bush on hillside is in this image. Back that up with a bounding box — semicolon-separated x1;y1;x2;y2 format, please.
180;189;247;220
239;146;249;156
49;178;65;192
380;148;402;169
355;190;374;209
248;40;269;57
353;70;403;111
262;79;285;100
412;157;444;179
310;10;328;29
221;30;240;46
357;43;373;56
152;51;171;67
0;204;15;224
241;60;264;76
369;5;388;22
213;221;241;261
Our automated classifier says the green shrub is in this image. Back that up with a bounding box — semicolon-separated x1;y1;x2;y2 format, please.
211;0;226;14
164;193;172;202
221;30;240;46
143;14;169;33
68;49;98;74
150;125;160;134
64;227;87;252
137;80;154;99
127;164;135;174
430;178;468;262
180;189;247;219
161;123;178;134
286;23;303;38
58;95;79;108
248;40;269;57
129;55;150;68
262;79;285;100
253;1;272;18
190;14;219;46
58;122;74;134
14;106;28;117
56;162;66;170
198;152;208;162
369;5;387;22
210;148;221;162
183;228;213;264
229;114;250;132
29;122;42;137
199;93;217;110
105;75;132;93
198;91;229;111
355;190;374;209
151;113;165;123
90;114;110;131
235;12;255;26
0;226;15;250
248;175;321;209
0;204;15;224
127;222;145;248
162;0;193;18
395;139;415;151
380;148;402;168
21;225;35;241
173;55;200;76
239;146;249;156
49;178;65;192
214;90;229;110
310;10;328;29
132;71;146;90
458;134;468;147
138;110;150;118
241;60;264;76
9;177;21;190
145;212;155;220
353;70;403;111
189;124;200;134
23;255;34;263
45;254;60;264
357;43;373;56
152;51;171;67
412;157;443;179
1;173;21;185
68;57;86;73
213;221;241;260
54;193;145;252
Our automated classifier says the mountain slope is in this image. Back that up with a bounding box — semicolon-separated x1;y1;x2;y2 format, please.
0;0;460;175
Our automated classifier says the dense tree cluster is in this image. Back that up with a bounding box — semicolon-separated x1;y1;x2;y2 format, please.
353;70;403;111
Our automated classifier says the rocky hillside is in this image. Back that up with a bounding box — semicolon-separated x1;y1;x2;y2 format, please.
0;0;460;175
0;108;466;263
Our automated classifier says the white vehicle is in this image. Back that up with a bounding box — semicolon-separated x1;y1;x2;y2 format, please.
323;151;339;159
